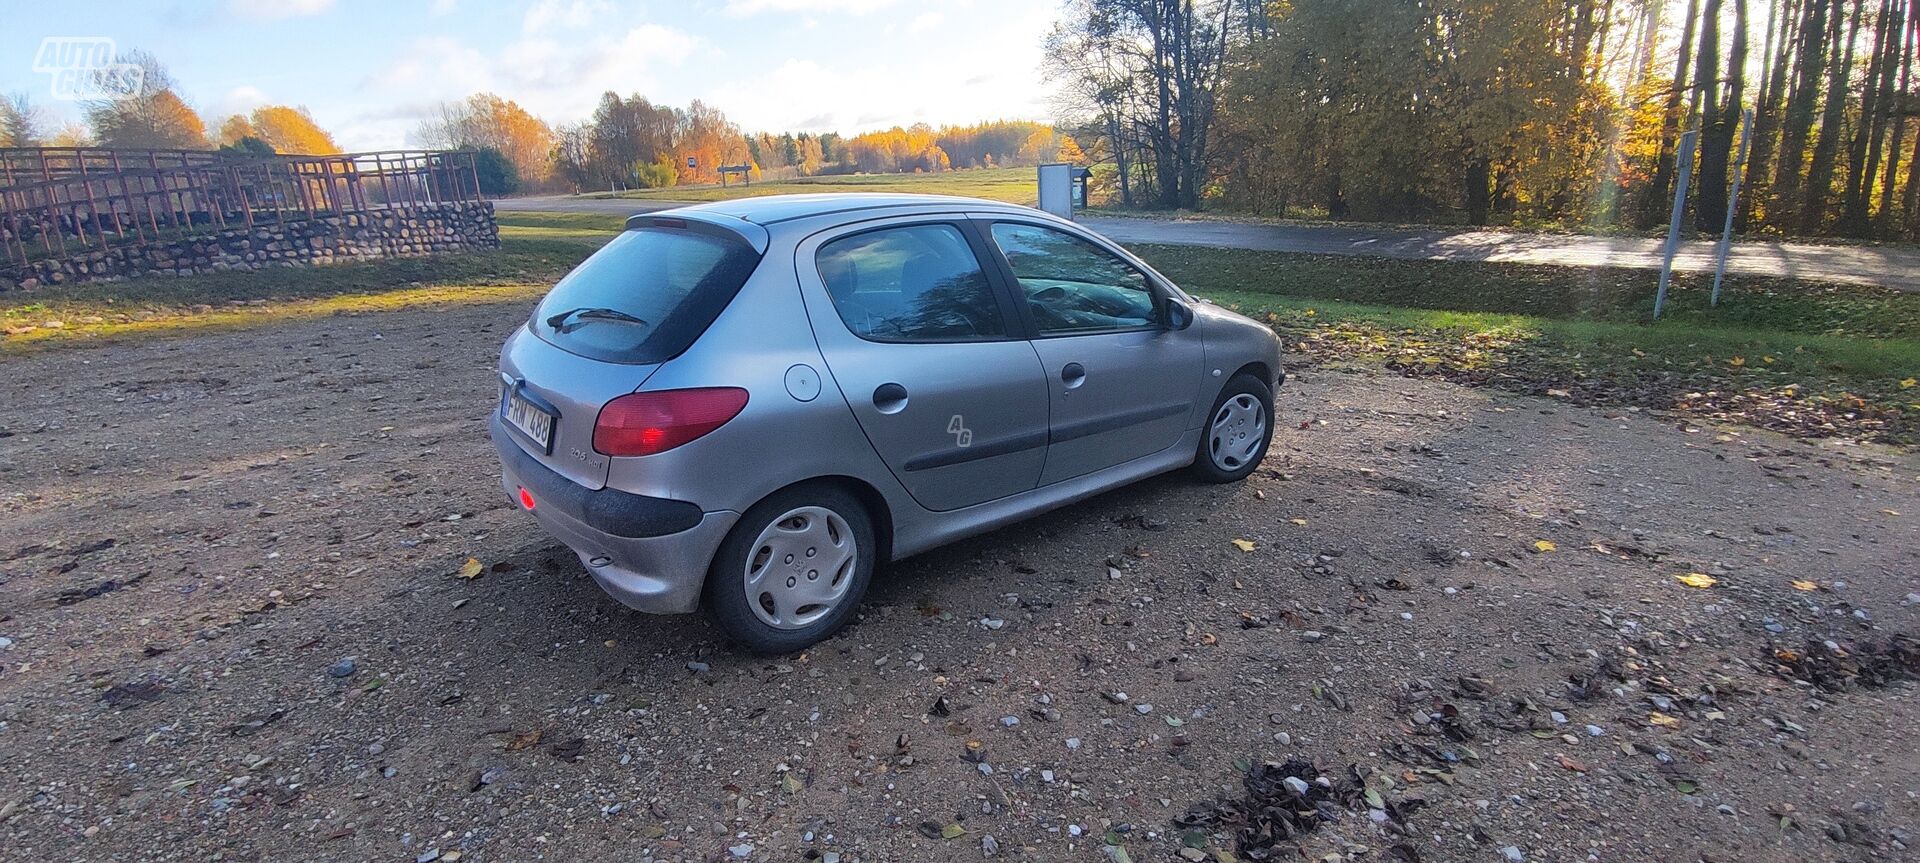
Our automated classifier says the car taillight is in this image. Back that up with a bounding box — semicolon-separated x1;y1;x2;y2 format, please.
593;387;749;456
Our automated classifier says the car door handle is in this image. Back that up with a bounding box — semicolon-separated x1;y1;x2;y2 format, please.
1060;362;1086;388
872;382;909;414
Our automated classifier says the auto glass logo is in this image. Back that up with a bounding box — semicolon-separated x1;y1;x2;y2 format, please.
948;415;972;447
32;37;145;101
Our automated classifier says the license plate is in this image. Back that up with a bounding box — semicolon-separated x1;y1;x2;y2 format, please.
502;385;557;453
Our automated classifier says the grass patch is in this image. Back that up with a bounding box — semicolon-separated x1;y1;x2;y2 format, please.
0;221;602;350
584;166;1040;205
1136;243;1920;341
7;211;1914;444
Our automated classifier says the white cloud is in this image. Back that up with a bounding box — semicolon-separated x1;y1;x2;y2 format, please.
214;85;271;120
724;0;896;18
430;0;459;15
907;11;944;33
522;0;614;33
226;0;334;19
347;24;700;150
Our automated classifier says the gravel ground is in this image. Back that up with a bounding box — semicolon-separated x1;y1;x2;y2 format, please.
0;297;1915;863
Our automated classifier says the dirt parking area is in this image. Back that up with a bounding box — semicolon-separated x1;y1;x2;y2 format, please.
0;297;1915;863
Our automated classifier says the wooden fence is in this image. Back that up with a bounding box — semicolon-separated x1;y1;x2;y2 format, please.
0;148;483;269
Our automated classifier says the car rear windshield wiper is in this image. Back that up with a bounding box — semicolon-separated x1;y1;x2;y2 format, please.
545;306;651;333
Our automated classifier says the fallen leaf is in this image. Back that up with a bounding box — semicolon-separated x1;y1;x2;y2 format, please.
780;773;803;794
455;558;484;580
1790;580;1818;591
1231;539;1257;552
1882;509;1901;517
1287;518;1307;526
1674;780;1698;794
1556;753;1589;772
1649;711;1682;728
506;729;543;752
1727;356;1745;367
940;823;966;840
1532;540;1557;553
1674;572;1718;588
1902;378;1917;389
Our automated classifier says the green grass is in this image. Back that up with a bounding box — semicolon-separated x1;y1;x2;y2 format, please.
7;210;1914;444
583;166;1040;205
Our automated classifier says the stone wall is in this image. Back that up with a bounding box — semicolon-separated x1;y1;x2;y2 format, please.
0;201;498;291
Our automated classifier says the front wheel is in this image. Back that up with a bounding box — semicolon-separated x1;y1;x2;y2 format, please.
703;484;876;654
1190;373;1273;483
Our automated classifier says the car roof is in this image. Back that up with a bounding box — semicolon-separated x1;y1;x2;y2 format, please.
669;192;1036;226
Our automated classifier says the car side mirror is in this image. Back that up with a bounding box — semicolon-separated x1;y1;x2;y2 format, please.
1163;297;1195;331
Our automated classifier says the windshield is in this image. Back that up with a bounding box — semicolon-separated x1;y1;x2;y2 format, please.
530;226;762;364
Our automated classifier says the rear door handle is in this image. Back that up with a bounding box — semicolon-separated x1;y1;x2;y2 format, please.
1060;362;1086;388
873;382;909;414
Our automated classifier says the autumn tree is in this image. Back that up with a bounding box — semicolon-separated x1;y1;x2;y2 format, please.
1;92;48;147
218;105;339;154
84;50;207;149
416;93;554;184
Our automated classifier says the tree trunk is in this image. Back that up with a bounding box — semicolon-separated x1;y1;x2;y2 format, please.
1699;0;1750;232
1878;4;1915;232
1465;157;1492;225
1841;0;1901;233
1802;0;1865;232
1773;0;1833;226
1645;0;1704;228
1740;0;1801;230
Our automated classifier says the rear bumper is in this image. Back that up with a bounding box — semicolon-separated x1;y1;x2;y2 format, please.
491;417;738;614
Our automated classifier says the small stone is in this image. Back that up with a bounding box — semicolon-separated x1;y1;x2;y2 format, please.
1040;769;1055;783
1134;704;1153;715
416;850;441;863
1000;715;1020;728
1102;691;1130;704
981;835;1000;857
1282;776;1311;795
728;843;754;858
1585;725;1604;737
1904;593;1920;605
327;658;357;678
1399;612;1413;621
1502;847;1525;863
981;617;1005;630
1065;738;1082;750
686;661;710;673
1550;711;1568;725
1300;631;1326;643
1273;732;1292;746
367;743;386;756
1716;804;1735;815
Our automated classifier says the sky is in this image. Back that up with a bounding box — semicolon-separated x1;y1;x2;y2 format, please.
4;0;1064;151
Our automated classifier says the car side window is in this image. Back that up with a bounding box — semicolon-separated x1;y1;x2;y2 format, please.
989;222;1156;335
816;224;1008;342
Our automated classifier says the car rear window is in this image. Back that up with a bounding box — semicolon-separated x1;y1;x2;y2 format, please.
530;225;762;364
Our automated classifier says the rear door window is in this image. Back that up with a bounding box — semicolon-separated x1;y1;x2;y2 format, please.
531;226;762;363
815;224;1008;342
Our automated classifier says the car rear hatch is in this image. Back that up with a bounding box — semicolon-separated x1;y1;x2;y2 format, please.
495;215;766;490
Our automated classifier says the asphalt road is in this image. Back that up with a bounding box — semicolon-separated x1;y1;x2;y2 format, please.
496;195;1920;291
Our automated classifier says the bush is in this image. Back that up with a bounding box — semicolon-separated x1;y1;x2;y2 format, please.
470;147;520;195
632;156;679;189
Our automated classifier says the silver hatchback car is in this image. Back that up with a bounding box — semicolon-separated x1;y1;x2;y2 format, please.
491;194;1282;652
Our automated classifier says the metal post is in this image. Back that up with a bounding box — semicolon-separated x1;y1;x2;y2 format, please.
1710;109;1754;307
1654;129;1699;321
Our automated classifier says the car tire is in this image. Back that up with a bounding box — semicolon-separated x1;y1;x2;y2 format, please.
703;483;876;654
1191;373;1274;483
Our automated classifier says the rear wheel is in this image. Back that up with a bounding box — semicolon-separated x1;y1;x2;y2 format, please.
703;484;875;654
1191;373;1273;483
